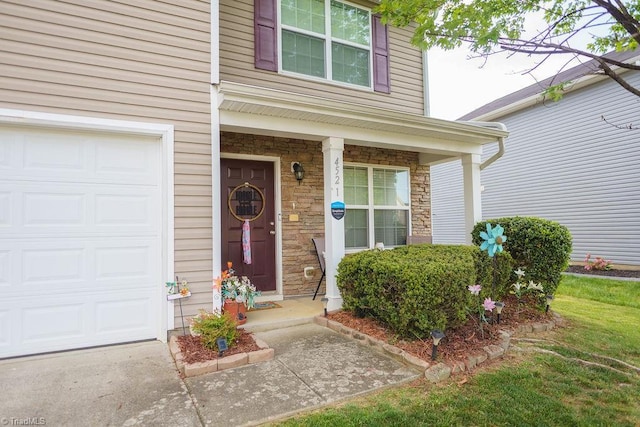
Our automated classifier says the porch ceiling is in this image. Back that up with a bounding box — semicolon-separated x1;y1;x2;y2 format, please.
216;81;508;164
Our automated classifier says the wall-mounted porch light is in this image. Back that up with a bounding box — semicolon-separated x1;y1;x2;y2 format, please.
292;162;305;185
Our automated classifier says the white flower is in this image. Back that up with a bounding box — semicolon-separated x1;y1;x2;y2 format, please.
527;281;544;292
512;282;523;291
514;268;526;278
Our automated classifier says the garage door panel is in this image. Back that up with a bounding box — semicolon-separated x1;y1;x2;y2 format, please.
1;128;160;186
0;310;9;348
0;250;10;289
95;296;156;335
22;303;85;343
23;133;87;174
95;243;157;283
0;183;160;237
95;193;155;227
24;192;85;226
0;192;10;226
22;247;86;285
95;137;160;185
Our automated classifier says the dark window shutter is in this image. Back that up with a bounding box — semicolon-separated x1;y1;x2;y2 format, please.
255;0;278;71
372;14;390;93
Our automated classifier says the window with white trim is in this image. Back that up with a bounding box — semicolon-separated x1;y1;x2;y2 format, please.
280;0;372;88
344;165;410;249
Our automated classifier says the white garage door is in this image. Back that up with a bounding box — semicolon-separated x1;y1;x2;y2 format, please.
0;125;163;358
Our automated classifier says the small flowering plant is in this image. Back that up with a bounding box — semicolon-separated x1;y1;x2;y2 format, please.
511;267;545;315
215;262;260;309
468;284;496;339
584;253;613;271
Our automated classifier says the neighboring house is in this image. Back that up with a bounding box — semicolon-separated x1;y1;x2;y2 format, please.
432;50;640;267
0;0;505;358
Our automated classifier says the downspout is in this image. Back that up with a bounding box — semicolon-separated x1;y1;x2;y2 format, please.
458;121;507;170
422;50;430;117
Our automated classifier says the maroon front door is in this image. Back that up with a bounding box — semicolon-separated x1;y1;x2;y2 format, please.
221;158;276;292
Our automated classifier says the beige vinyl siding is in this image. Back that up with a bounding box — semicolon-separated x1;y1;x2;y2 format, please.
219;0;425;115
0;0;213;325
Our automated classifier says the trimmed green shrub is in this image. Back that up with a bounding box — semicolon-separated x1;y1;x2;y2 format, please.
474;250;514;301
190;310;239;351
337;244;511;339
472;217;572;295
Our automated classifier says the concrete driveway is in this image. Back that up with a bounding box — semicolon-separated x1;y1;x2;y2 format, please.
0;341;200;426
1;324;420;426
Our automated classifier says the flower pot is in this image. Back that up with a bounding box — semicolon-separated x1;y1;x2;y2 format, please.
223;300;247;325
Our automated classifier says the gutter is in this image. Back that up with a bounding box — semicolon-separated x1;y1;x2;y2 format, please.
457;121;507;170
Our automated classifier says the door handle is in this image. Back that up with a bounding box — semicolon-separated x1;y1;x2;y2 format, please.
269;230;276;235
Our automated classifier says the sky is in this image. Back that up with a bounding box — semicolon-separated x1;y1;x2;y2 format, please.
426;48;573;120
424;9;603;121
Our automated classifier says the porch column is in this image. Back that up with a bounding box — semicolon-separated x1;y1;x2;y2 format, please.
461;154;482;244
322;137;345;312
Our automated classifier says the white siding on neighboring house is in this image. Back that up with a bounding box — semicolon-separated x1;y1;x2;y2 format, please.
432;71;640;266
431;160;465;244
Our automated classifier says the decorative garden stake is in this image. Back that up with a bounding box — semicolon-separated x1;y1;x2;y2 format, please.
430;330;445;360
479;223;507;300
494;301;505;324
479;223;506;257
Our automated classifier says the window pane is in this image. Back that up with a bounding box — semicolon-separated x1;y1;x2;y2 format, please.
332;43;370;87
282;30;325;78
345;209;368;248
282;0;326;35
373;169;409;206
344;166;368;205
374;210;407;247
330;1;370;45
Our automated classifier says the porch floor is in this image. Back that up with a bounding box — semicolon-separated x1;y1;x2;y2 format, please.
242;296;324;333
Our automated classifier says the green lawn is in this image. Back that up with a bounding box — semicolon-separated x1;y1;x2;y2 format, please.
273;275;640;427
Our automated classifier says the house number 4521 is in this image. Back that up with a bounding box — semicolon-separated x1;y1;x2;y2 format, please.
334;157;341;198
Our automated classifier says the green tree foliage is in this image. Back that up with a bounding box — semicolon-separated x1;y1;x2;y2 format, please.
376;0;640;97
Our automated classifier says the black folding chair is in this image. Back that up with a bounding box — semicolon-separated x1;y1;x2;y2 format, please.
311;238;326;300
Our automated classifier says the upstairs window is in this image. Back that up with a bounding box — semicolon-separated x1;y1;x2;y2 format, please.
344;165;410;249
280;0;372;88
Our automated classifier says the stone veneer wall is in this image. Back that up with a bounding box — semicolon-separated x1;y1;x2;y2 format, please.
221;132;431;296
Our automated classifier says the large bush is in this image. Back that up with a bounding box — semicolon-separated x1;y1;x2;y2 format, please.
472;217;572;295
337;244;512;339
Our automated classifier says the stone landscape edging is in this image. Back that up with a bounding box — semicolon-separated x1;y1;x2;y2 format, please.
168;334;274;378
314;313;563;383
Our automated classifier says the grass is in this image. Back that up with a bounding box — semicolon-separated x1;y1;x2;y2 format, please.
558;274;640;309
272;275;640;427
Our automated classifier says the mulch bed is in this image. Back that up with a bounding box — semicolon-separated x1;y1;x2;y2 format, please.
565;265;640;279
177;294;557;366
328;294;551;365
177;329;261;364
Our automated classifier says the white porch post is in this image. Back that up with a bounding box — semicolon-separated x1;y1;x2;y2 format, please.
461;154;482;244
322;137;345;311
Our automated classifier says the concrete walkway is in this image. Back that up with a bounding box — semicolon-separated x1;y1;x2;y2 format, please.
1;323;420;426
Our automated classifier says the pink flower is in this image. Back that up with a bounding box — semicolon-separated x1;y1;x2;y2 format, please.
483;298;496;311
468;285;482;295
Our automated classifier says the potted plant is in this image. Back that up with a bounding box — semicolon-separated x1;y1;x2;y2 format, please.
215;262;260;325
